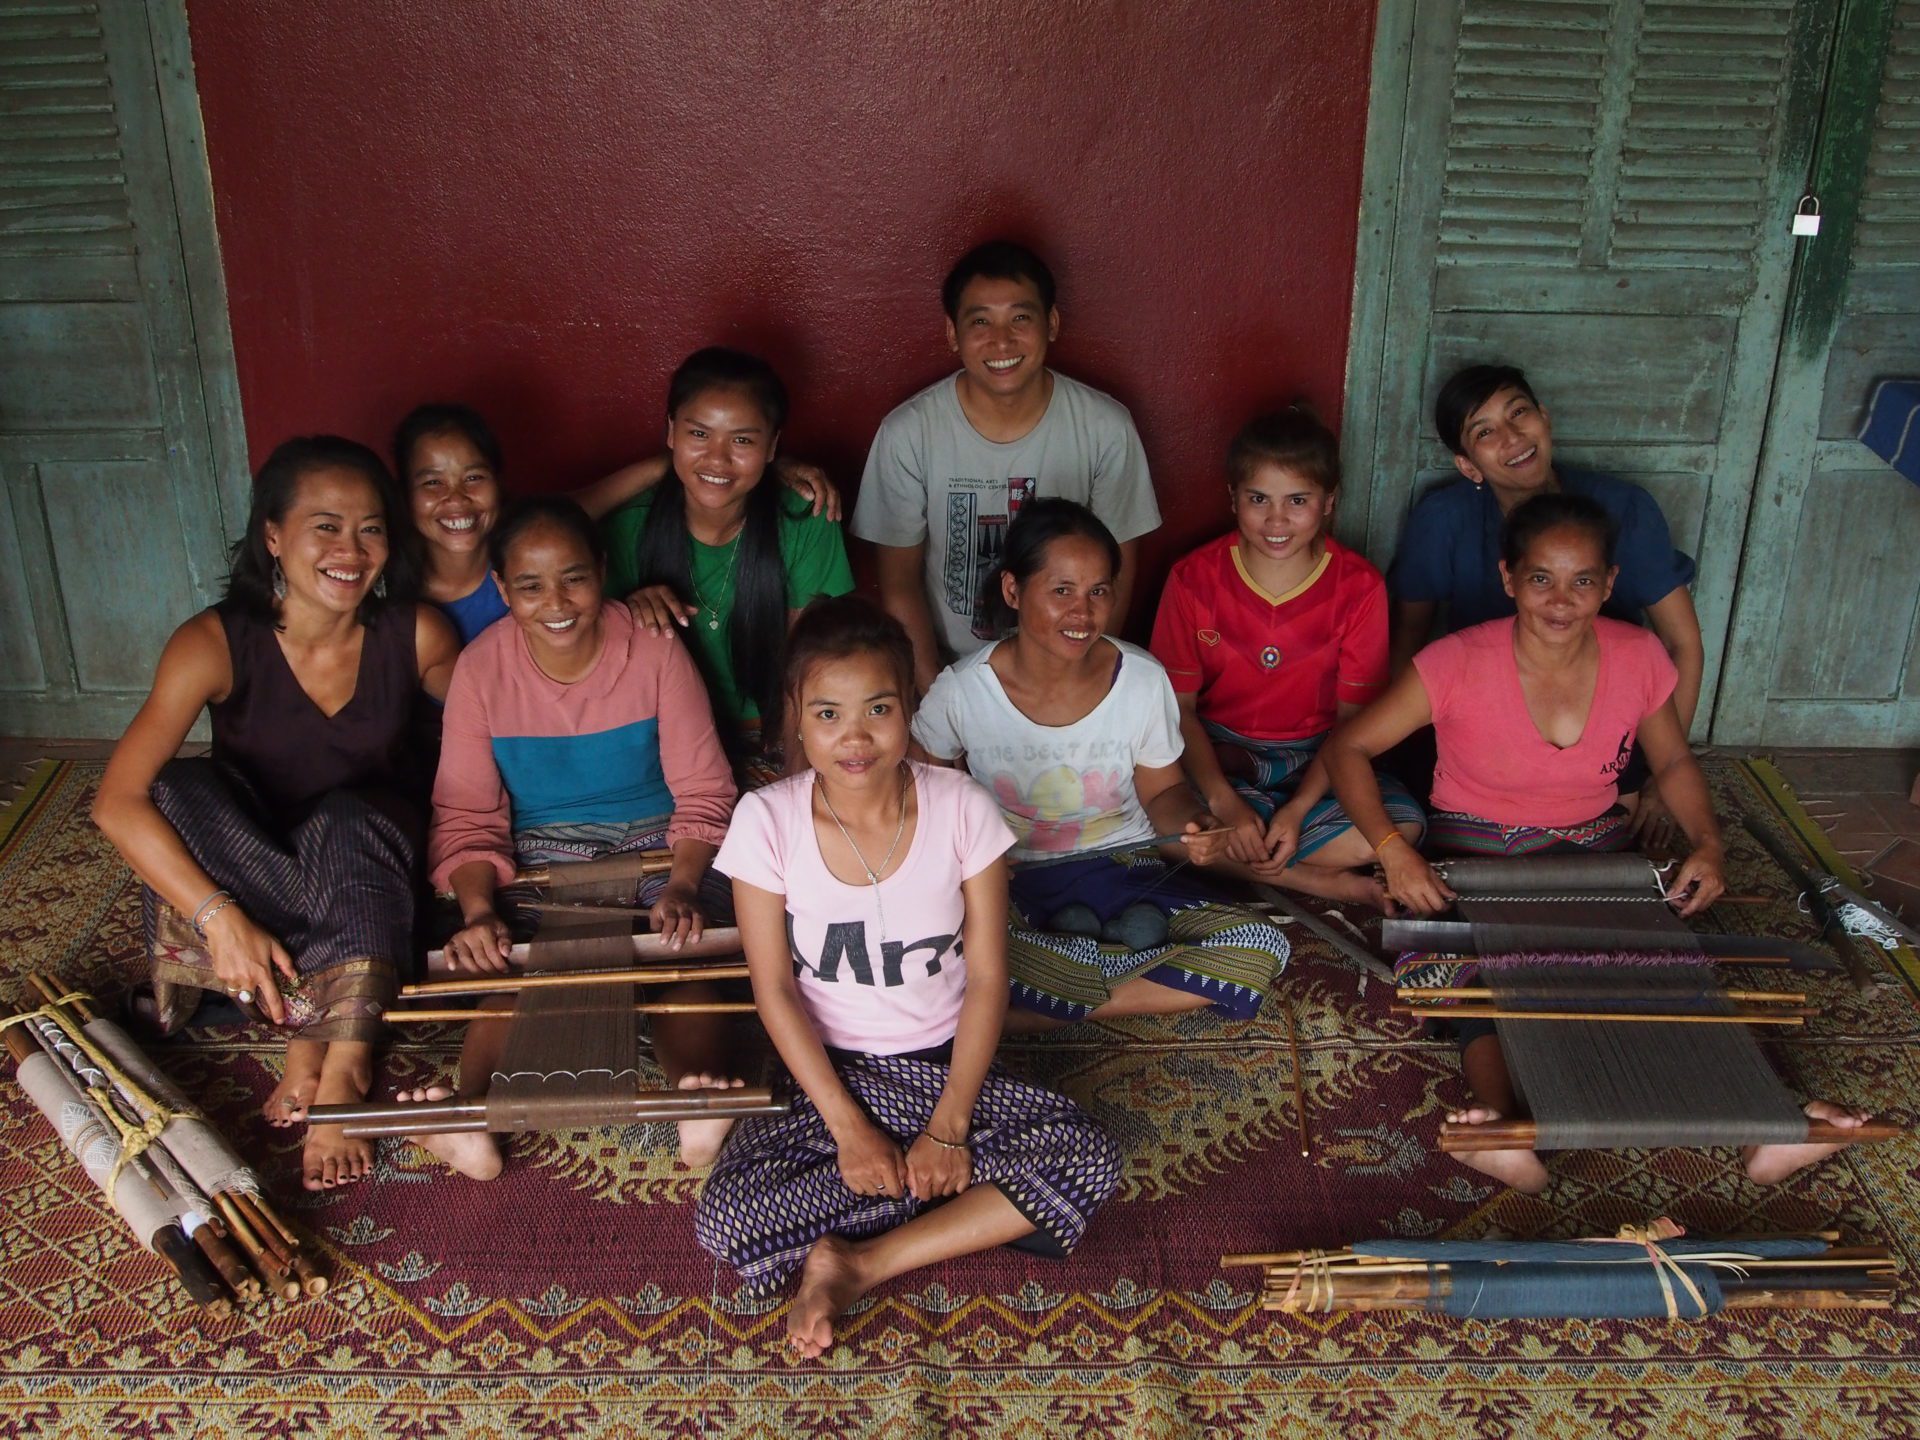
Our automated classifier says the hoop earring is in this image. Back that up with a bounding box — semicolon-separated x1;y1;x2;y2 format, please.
271;559;287;601
373;574;387;600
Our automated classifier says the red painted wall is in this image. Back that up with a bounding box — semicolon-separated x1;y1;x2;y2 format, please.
186;0;1377;604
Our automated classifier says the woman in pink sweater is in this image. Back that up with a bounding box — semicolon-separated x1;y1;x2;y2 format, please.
407;497;742;1177
1324;493;1868;1193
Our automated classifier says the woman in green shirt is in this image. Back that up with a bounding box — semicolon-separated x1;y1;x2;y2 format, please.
603;347;853;767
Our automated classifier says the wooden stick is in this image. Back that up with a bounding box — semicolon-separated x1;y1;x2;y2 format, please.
231;1193;326;1296
215;1192;298;1300
153;1224;230;1313
307;1084;787;1138
388;1001;759;1024
523;900;653;918
1284;1003;1310;1158
191;1222;258;1302
1387;1003;1809;1026
425;928;744;975
1438;1117;1902;1153
1399;986;1808;1005
515;850;674;886
402;963;749;999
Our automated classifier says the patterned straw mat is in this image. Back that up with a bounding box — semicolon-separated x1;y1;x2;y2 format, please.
3;755;1919;1438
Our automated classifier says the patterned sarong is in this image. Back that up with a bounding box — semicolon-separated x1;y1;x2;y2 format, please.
1005;852;1288;1022
695;1047;1120;1290
142;757;418;1042
1202;721;1425;858
1424;807;1633;859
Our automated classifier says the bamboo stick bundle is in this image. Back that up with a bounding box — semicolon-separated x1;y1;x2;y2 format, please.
1226;1233;1897;1318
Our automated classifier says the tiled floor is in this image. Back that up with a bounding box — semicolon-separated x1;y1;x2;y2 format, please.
1764;745;1920;922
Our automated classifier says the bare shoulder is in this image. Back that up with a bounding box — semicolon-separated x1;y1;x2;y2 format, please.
414;602;460;666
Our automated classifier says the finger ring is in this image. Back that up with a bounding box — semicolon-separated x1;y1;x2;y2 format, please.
226;986;238;995
237;988;254;1004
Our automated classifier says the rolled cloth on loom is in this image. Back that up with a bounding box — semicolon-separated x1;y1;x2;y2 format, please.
81;1017;262;1199
1486;963;1808;1148
1440;856;1665;896
14;1046;182;1246
535;851;671;903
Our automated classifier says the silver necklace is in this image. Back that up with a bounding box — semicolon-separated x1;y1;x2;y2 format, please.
691;530;742;631
815;764;910;944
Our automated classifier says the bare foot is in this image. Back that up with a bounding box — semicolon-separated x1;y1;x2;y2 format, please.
1248;862;1394;913
264;1038;325;1127
302;1042;376;1191
787;1235;868;1360
1444;1105;1550;1195
397;1084;502;1180
1743;1099;1874;1184
675;1072;745;1167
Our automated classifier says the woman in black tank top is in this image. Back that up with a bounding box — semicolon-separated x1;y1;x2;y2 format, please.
94;437;460;1192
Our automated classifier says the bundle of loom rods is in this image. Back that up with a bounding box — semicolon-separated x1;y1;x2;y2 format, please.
1223;1229;1896;1318
2;973;324;1315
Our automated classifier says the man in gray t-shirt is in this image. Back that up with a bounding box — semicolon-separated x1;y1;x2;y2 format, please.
850;241;1161;692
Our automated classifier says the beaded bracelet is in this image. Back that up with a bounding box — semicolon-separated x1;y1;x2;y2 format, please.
918;1131;970;1152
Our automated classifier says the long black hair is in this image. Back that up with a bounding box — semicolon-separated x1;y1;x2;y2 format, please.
225;435;415;626
629;347;791;737
977;497;1121;638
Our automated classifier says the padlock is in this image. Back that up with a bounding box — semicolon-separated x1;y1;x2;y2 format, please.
1792;195;1821;237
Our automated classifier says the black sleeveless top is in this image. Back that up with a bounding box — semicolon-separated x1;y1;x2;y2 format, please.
210;603;418;823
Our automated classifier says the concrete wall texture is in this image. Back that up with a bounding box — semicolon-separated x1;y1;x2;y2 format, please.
185;0;1378;598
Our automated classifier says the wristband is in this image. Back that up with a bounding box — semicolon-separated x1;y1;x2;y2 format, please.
918;1130;970;1152
195;896;239;937
189;887;232;932
1374;830;1410;857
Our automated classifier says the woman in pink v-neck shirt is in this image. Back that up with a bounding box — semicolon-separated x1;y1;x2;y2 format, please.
1317;495;1886;1202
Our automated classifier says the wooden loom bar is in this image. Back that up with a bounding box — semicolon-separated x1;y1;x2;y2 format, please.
388;1001;760;1024
514;851;674;886
1387;1003;1810;1026
402;962;749;999
1398;987;1807;1005
425;927;744;975
307;1085;787;1138
1438;1117;1902;1153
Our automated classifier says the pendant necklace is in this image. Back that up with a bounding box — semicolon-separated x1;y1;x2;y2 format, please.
691;529;742;631
816;764;910;945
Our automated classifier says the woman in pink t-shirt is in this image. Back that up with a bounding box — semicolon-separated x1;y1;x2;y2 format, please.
696;597;1119;1360
1325;494;1869;1193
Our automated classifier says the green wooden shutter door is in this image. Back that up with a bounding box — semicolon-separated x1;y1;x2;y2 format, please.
1716;0;1920;744
0;0;236;736
1348;0;1837;737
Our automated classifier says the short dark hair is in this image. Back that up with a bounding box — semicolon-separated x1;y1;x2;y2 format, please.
391;402;503;482
941;239;1057;319
225;436;414;624
784;595;916;712
978;498;1121;638
1434;363;1539;457
488;495;606;577
1228;402;1340;492
1500;492;1617;571
666;346;789;433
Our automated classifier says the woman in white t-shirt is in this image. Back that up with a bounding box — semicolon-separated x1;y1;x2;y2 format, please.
696;597;1119;1360
914;500;1290;1028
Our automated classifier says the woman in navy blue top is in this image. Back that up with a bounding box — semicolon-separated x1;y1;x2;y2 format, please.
1386;364;1704;843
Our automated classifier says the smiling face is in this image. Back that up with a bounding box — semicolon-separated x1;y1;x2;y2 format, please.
1455;385;1555;495
1231;463;1334;568
1003;533;1114;665
946;274;1058;400
264;467;390;615
795;650;911;791
495;518;606;668
666;384;778;523
1499;523;1616;644
408;429;500;558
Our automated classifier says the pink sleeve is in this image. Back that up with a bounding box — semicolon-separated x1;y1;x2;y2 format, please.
1336;565;1389;705
428;648;517;891
650;631;737;849
950;770;1016;879
1411;632;1462;724
712;787;788;895
1148;565;1204;692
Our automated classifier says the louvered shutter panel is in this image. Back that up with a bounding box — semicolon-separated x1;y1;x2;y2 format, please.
1355;0;1830;738
0;3;133;253
1853;2;1920;270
